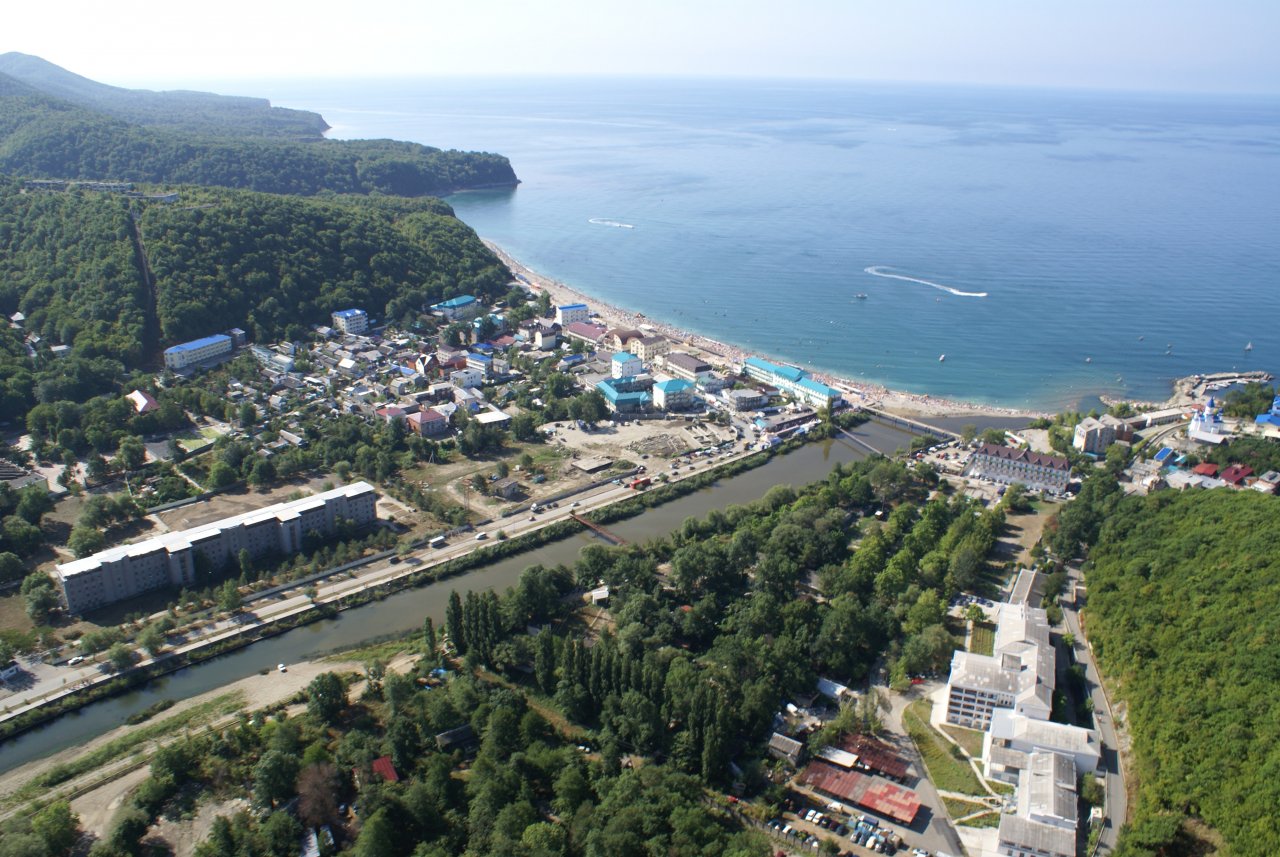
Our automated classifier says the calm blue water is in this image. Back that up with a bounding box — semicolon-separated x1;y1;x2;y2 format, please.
258;77;1280;410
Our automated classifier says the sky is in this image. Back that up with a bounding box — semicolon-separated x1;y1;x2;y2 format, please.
2;0;1278;95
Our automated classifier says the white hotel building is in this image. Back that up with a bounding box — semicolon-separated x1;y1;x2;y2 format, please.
56;482;377;613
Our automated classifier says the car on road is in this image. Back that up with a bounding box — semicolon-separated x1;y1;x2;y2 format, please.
68;656;85;666
277;663;287;673
474;532;487;540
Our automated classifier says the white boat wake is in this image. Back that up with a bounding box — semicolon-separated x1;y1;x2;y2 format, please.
589;218;635;229
864;265;988;297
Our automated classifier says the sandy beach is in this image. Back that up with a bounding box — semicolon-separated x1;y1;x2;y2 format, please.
485;240;1044;421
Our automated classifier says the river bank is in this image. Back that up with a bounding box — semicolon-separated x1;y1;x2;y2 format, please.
485;240;1043;421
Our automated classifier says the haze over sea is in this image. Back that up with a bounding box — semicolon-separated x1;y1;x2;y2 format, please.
262;78;1280;411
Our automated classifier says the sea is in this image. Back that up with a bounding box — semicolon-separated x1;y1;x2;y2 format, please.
249;77;1280;411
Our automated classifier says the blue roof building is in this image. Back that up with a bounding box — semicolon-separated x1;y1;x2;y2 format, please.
163;334;233;370
743;357;841;409
432;295;481;321
1256;396;1280;427
331;308;368;334
596;378;651;413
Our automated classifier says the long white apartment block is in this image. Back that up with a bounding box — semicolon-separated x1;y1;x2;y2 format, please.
945;603;1054;729
56;482;377;613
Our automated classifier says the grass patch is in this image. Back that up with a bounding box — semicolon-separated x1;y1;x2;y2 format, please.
969;621;996;656
943;796;990;820
959;812;1001;828
902;699;987;797
5;690;245;806
941;724;986;759
324;635;416;665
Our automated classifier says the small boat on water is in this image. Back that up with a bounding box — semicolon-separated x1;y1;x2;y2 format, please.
1085;357;1092;363
938;354;946;363
855;293;868;300
1245;341;1254;352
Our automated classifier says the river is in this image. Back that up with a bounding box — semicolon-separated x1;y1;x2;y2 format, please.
0;419;960;772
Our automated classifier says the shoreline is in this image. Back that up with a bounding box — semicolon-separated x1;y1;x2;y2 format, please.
484;240;1044;421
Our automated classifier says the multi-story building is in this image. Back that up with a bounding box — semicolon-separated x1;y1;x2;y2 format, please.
555;303;590;326
596;376;652;413
431;295;482;321
163;334;233;370
1072;414;1131;454
611;351;644;379
653;378;697;411
945;604;1054;730
660;352;714;383
56;483;377;613
721;388;770;411
742;357;841;410
450;368;484;389
331;308;368;334
964;444;1071;494
625;335;667;361
995;752;1080;857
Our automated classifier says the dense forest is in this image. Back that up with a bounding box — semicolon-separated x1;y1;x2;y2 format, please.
1084;489;1280;857
0;56;517;197
0;179;509;421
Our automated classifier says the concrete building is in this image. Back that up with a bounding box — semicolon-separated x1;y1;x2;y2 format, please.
611;351;644;379
660;352;714;383
406;409;449;436
1072;416;1119;454
55;483;378;613
996;752;1079;857
466;352;493;378
964;444;1071;494
331;308;368;335
563;321;607;345
721;388;770;411
163;334;233;370
945;604;1054;730
555;303;590;326
653;378;697;411
984;709;1099;782
596;376;652;413
431;295;481;321
630;335;671;361
742;357;841;409
450;368;484;389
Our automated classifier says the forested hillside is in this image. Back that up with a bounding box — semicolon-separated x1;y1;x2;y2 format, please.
1085;489;1280;857
0;179;508;419
0;57;517;196
0;52;330;138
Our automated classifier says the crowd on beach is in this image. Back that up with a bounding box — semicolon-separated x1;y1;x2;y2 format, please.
485;241;1040;420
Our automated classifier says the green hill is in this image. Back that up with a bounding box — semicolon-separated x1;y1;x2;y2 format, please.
0;179;508;419
0;55;517;196
1085;489;1280;857
0;52;329;138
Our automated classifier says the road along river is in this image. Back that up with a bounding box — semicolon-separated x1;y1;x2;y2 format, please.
0;421;921;773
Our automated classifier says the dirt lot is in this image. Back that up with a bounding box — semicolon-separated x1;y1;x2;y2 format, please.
151;476;335;534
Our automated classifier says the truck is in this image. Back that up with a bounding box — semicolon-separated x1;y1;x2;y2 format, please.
429;535;447;548
630;477;651;490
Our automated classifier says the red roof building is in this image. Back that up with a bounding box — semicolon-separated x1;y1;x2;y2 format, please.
839;733;911;781
1220;464;1254;486
1192;462;1219;477
370;755;400;783
800;761;921;824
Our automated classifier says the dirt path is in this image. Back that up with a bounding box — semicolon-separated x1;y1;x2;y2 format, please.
0;659;362;815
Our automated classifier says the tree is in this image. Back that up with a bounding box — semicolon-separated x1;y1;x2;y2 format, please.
0;551;24;586
249;457;276;487
217;579;243;613
352;807;397;857
21;572;59;624
446;591;465;654
253;748;300;808
31;799;79;856
207;460;237;489
960;424;978;444
307;671;346;725
296;762;340;827
239;402;258;427
106;643;134;671
137;623;166;656
117;435;146;471
68;524;105;558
